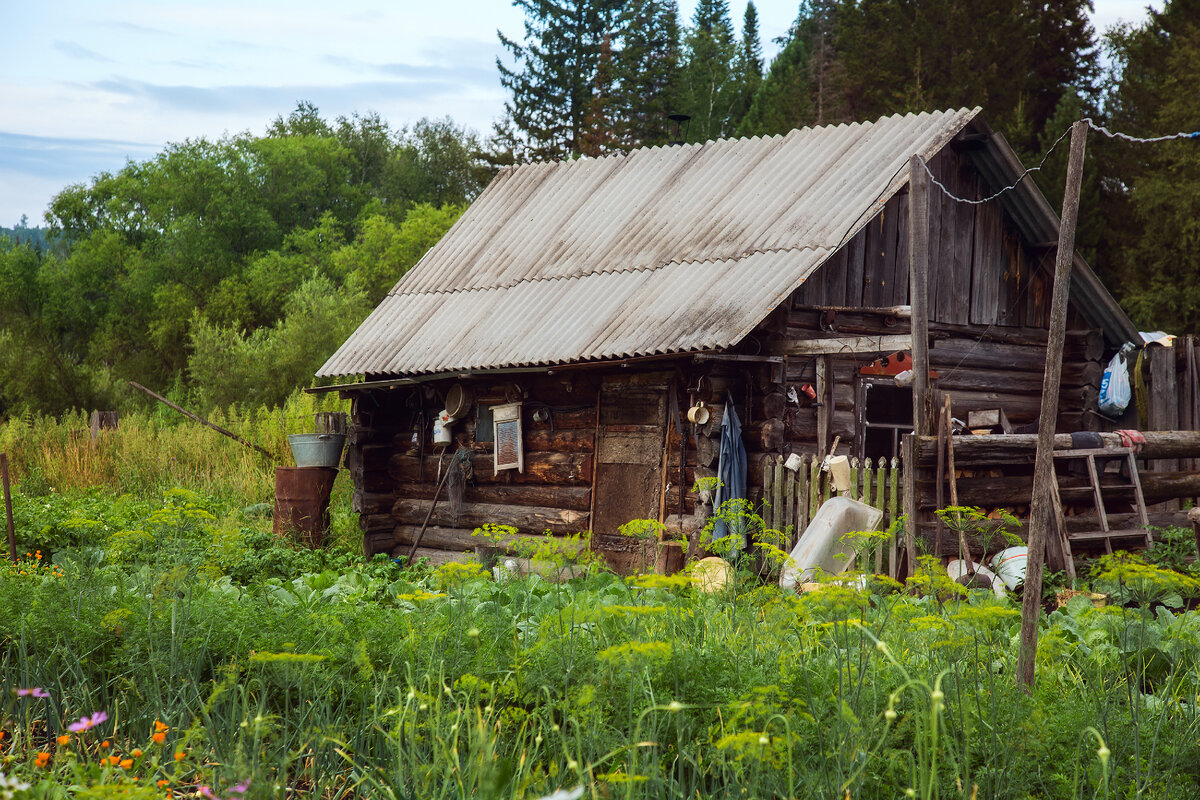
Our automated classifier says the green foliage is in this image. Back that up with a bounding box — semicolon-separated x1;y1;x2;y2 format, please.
1;104;488;417
187;274;370;409
1099;0;1200;333
5;480;1200;798
678;0;741;141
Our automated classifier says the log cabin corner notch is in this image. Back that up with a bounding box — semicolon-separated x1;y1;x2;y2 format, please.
313;108;1143;565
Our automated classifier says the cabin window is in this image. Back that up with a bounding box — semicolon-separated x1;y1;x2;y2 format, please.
857;380;912;462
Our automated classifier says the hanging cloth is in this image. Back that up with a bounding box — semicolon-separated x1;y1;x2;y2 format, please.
712;391;748;559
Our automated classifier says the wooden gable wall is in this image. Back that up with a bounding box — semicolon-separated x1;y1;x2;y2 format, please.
793;143;1063;330
768;140;1105;461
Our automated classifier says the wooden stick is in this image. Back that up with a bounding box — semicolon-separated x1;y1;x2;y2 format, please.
407;449;452;563
2;454;15;564
129;381;275;461
935;404;946;556
944;396;970;564
1189;507;1200;565
1019;119;1088;689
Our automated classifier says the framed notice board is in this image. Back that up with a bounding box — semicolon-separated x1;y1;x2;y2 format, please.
492;402;524;473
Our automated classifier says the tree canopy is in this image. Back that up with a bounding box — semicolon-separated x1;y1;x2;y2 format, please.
0;106;483;416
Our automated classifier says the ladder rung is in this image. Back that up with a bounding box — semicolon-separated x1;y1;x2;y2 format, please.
1068;528;1150;542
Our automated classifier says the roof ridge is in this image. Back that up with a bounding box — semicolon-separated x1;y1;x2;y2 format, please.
388;244;833;298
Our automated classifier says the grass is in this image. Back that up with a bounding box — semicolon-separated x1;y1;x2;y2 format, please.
1;403;1200;798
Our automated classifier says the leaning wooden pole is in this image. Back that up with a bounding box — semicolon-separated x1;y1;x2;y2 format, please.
905;154;931;576
2;454;15;564
1018;119;1088;689
129;381;276;461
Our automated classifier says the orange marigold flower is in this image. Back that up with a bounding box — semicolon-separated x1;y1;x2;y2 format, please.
101;740;110;749
132;748;143;757
120;758;133;769
109;755;121;765
35;751;51;767
56;734;70;746
173;750;185;761
154;720;169;732
158;779;170;788
152;731;166;743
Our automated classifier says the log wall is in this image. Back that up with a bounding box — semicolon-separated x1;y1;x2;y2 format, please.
351;372;604;557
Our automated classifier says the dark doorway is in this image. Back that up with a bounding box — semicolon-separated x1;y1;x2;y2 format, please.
858;380;913;462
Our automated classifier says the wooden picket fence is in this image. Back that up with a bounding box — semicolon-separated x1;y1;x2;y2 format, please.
760;453;902;577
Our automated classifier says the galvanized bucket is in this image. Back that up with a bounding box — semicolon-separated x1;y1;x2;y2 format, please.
287;433;346;468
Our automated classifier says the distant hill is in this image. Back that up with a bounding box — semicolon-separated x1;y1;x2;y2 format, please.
0;225;52;250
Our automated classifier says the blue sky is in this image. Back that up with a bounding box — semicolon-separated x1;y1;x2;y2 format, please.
0;0;1159;227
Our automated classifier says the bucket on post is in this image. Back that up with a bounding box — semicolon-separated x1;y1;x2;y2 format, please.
287;433;346;468
274;467;337;547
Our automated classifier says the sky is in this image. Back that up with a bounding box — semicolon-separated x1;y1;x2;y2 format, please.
0;0;1161;227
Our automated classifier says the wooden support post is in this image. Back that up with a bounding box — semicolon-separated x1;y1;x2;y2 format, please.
904;154;931;581
935;404;946;556
1018;119;1088;689
908;154;931;438
816;355;832;453
1190;507;1200;564
901;434;917;580
2;454;14;564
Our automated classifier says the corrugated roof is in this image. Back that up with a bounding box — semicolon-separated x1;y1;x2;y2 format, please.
319;109;983;378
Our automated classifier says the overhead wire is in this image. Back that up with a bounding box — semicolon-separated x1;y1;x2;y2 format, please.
913;117;1197;380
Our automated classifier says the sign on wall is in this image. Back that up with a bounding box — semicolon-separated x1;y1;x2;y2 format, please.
492;402;524;473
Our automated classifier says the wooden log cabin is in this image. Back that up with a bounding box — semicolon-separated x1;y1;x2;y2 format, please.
314;108;1157;568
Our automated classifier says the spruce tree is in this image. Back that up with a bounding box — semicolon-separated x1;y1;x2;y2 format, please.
732;3;764;125
1100;0;1200;332
737;1;840;136
498;1;629;160
621;0;684;147
679;0;739;142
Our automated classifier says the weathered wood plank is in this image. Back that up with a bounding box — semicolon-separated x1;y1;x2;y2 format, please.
771;334;913;356
392;499;589;534
392;524;586;555
912;431;1200;466
390;451;593;485
392;482;591;511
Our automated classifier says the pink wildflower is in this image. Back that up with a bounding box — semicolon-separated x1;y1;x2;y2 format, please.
15;688;50;698
67;711;109;732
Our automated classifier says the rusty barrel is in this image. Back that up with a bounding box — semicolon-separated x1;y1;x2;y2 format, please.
273;467;337;547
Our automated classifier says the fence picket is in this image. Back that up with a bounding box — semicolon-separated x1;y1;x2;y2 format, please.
759;452;904;576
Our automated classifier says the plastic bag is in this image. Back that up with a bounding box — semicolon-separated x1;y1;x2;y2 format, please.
1098;343;1135;417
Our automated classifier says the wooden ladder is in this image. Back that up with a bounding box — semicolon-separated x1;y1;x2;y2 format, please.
1052;447;1151;554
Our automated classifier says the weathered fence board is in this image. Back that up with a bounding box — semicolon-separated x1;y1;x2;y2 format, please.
761;453;902;577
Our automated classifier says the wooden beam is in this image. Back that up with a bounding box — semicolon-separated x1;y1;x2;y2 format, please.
908;155;932;438
1020;119;1087;689
771;334;913;356
913;431;1200;467
793;304;913;318
816;355;832;453
693;353;784;364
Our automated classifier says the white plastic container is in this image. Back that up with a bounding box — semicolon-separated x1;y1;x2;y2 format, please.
989;547;1028;591
946;559;1007;598
432;411;453;445
827;455;852;493
779;496;884;590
